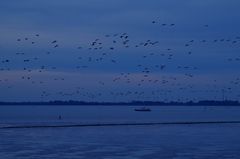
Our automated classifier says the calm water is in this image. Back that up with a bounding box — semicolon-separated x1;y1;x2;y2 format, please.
1;105;240;125
0;105;240;158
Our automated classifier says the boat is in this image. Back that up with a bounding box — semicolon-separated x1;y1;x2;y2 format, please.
134;107;151;112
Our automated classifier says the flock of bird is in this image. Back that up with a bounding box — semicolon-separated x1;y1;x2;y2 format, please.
0;18;240;102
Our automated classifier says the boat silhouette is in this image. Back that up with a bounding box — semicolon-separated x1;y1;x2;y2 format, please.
134;107;151;112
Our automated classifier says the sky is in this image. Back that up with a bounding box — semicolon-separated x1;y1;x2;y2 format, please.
0;0;240;102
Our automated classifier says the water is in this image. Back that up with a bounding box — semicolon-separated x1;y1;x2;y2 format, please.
1;105;240;125
0;105;240;158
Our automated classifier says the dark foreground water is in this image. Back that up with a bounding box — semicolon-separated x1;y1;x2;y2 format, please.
0;105;240;158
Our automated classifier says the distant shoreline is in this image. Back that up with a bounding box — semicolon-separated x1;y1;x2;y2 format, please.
0;100;240;106
2;121;240;129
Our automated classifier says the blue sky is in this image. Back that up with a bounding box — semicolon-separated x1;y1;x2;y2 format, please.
0;0;240;102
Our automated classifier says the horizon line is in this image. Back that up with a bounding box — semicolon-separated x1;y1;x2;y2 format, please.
1;100;240;106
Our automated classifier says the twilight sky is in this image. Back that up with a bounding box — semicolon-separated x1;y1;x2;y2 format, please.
0;0;240;102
